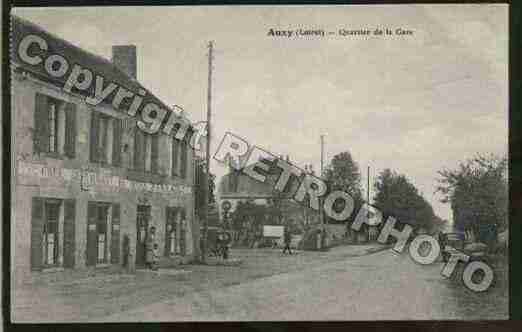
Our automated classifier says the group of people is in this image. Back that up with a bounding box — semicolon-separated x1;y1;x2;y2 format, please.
142;224;293;264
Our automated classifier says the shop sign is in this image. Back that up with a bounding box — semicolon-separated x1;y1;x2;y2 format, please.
17;161;192;195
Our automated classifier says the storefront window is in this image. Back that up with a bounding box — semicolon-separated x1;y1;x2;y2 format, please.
166;207;178;256
168;223;176;255
43;200;61;267
96;204;109;264
87;201;115;266
166;207;186;256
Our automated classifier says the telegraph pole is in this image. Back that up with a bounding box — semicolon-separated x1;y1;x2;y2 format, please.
320;135;326;250
320;136;324;178
201;41;213;263
320;135;325;229
367;165;370;241
367;165;370;205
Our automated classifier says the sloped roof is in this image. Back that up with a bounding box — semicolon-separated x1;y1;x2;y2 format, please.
10;15;191;126
218;169;300;199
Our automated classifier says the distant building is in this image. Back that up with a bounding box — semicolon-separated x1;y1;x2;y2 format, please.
217;157;321;246
217;158;378;247
11;16;199;281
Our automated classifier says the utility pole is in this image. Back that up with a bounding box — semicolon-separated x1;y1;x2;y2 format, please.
201;41;213;263
367;165;370;205
367;165;371;241
320;135;325;249
320;135;325;229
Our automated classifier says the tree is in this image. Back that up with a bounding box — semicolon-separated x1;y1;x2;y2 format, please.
373;169;437;231
232;200;268;227
325;151;363;203
436;153;507;245
323;151;363;226
230;200;270;246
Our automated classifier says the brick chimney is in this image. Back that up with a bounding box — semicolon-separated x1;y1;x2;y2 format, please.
112;45;137;79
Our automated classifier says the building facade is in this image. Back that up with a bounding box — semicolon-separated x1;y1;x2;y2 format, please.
217;159;321;244
217;158;376;247
11;16;199;282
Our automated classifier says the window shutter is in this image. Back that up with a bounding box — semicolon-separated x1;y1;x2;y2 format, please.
165;207;171;256
90;112;99;163
63;199;76;268
33;93;49;154
142;132;148;172
134;130;145;171
151;134;159;173
99;116;108;165
64;103;77;158
30;197;45;270
180;209;186;256
180;138;187;179
171;138;179;176
86;202;98;266
110;203;120;264
112;118;122;167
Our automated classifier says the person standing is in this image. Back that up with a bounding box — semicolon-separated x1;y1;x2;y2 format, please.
152;243;160;271
145;226;156;269
215;229;224;258
282;227;292;255
222;231;231;260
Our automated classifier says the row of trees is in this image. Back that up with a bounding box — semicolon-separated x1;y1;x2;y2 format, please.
217;149;507;246
226;150;442;233
323;151;440;231
324;150;508;245
373;169;440;231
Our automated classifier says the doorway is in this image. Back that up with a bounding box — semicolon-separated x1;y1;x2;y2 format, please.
135;205;151;268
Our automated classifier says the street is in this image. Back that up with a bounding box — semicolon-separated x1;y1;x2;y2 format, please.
100;248;507;321
12;245;507;322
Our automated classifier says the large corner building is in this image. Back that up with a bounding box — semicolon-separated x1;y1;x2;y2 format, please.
10;15;200;282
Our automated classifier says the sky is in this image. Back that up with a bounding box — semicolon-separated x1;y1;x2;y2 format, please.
13;5;508;222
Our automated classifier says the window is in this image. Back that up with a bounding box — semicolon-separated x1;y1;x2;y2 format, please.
136;205;151;267
30;198;76;270
171;136;188;178
165;207;178;256
43;200;61;266
33;93;76;158
96;204;109;264
90;112;122;166
180;139;187;178
179;209;187;255
86;202;120;266
48;102;58;153
171;137;179;176
134;131;159;173
165;207;187;256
